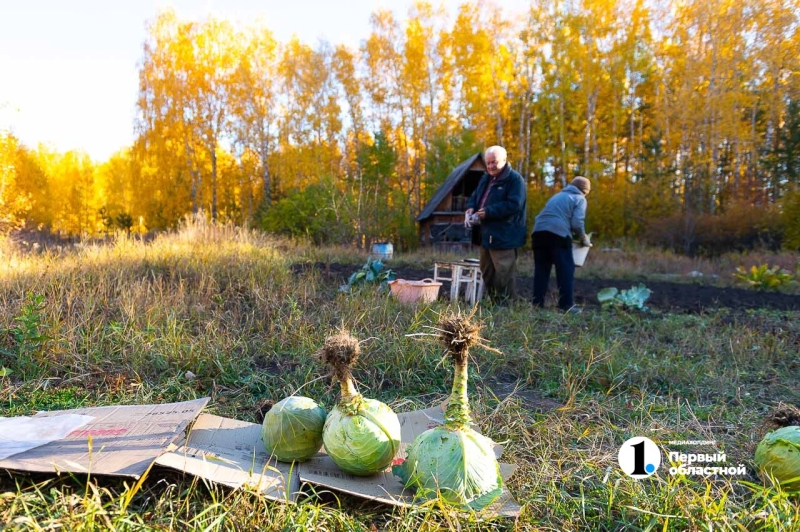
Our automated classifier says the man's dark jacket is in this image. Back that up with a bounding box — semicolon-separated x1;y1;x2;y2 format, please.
466;164;527;250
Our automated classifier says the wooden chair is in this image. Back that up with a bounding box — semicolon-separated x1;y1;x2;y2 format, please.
454;263;483;306
434;261;484;306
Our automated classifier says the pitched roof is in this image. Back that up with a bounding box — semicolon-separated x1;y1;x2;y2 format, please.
415;152;484;222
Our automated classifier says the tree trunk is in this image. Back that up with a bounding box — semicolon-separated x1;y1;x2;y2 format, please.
585;89;597;177
185;138;200;214
211;144;218;221
559;93;566;187
261;139;272;208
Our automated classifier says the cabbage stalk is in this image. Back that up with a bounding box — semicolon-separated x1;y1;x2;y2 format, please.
320;331;401;476
393;314;503;510
261;396;326;462
755;425;800;490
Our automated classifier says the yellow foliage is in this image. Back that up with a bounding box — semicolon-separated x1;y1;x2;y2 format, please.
4;0;799;248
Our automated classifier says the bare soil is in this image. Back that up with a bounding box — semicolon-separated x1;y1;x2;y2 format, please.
296;261;800;313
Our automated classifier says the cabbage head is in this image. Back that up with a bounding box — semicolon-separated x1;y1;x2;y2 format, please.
261;396;327;462
755;425;800;490
597;284;651;310
323;395;401;476
392;313;503;511
393;424;502;510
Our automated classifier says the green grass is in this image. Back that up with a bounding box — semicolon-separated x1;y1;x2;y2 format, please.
0;222;798;531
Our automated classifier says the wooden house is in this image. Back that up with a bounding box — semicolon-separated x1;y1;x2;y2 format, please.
415;153;486;252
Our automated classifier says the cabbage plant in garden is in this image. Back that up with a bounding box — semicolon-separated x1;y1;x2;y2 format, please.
755;425;800;490
319;331;401;476
339;258;396;293
597;284;651;311
261;396;326;462
393;312;503;511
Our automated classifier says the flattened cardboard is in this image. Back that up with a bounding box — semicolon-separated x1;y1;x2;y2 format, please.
155;414;301;503
0;414;94;461
298;405;521;518
0;398;209;478
299;450;520;517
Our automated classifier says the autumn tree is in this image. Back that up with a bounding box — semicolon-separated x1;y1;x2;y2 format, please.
5;1;798;249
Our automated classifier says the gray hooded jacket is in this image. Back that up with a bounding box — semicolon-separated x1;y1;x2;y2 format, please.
532;184;587;239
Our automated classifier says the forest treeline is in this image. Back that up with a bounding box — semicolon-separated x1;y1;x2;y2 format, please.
2;0;799;254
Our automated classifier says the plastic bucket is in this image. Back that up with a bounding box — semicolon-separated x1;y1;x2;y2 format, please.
572;242;590;267
371;242;393;260
389;278;441;304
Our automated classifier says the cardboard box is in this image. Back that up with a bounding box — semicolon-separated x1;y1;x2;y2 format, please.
155;413;301;503
297;404;521;518
0;398;209;478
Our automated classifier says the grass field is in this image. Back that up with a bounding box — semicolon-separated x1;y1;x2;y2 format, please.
1;220;798;531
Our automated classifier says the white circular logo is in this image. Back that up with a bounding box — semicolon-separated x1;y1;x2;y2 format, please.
618;437;661;478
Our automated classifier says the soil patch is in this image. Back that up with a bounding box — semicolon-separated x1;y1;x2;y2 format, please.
293;261;800;313
486;380;562;413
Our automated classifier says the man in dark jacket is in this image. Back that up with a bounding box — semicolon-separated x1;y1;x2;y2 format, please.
465;146;527;301
531;176;591;311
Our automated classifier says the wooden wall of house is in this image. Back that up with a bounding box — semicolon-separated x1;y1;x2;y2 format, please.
419;213;473;248
436;192;453;212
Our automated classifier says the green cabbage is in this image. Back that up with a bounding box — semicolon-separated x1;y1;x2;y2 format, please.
393;314;503;510
596;287;619;304
261;396;326;462
755;425;800;490
319;331;401;476
394;422;502;510
597;284;651;310
323;395;401;476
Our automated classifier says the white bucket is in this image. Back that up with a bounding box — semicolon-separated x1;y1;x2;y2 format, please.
371;242;393;260
572;242;590;267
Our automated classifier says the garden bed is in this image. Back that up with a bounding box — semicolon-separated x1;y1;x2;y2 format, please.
296;262;800;312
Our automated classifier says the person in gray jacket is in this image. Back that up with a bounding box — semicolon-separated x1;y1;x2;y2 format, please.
530;176;591;311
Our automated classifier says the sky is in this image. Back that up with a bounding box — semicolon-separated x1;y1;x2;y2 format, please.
0;0;529;162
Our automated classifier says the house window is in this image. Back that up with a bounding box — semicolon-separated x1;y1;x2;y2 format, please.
431;223;470;243
451;196;467;211
450;170;484;211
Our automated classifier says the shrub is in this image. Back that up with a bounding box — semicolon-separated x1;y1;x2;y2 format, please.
781;187;800;251
257;181;354;245
643;203;783;256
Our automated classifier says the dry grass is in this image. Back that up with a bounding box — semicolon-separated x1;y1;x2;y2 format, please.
0;220;798;531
